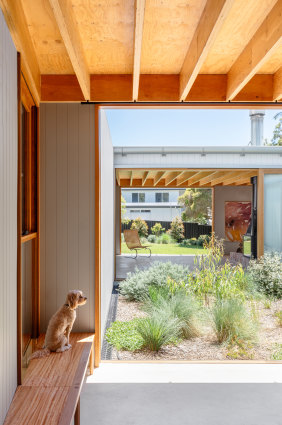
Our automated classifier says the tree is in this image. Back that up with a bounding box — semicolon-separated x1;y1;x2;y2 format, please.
151;222;165;236
168;217;184;242
121;195;126;218
131;217;148;238
178;188;212;224
271;113;282;146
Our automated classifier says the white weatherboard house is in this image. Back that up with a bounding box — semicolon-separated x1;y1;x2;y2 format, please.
122;188;184;221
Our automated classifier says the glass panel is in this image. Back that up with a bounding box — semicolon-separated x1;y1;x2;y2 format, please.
139;193;145;202
132;193;138;202
163;193;169;202
155;193;161;202
264;174;282;253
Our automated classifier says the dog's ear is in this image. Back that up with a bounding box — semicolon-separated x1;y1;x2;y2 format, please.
67;292;78;309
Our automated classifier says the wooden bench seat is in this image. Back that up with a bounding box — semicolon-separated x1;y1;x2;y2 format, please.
4;333;94;425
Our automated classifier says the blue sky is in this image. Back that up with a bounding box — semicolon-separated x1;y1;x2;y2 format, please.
105;109;281;147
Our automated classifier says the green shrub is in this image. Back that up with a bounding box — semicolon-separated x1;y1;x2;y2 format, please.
148;234;156;243
137;311;181;352
212;299;258;345
179;239;192;247
119;261;189;301
131;217;148;238
248;253;282;298
274;310;282;327
197;234;211;246
168;217;184;242
157;233;170;244
105;319;143;351
272;344;282;360
151;222;165;236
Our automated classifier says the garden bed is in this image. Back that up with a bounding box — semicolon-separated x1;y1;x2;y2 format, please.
111;296;282;361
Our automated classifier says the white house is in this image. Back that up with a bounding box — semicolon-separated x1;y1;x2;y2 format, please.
122;188;184;221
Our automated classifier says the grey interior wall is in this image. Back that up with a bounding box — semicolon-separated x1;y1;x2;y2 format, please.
0;10;18;425
100;109;115;339
21;242;32;344
115;184;121;256
40;104;95;332
214;186;252;254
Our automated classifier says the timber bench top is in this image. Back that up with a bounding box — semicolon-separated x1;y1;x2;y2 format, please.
4;333;94;425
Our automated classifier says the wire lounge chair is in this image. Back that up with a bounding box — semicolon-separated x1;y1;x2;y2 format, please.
123;229;151;259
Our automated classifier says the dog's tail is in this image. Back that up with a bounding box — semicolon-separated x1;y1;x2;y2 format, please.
28;348;51;361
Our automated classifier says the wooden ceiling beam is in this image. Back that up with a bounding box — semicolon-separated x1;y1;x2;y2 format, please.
187;171;211;186
226;0;282;101
273;67;282;101
130;171;134;186
132;0;146;101
49;0;90;100
142;170;150;186
210;171;240;186
165;171;184;186
179;0;234;101
198;171;224;186
0;0;41;105
116;170;121;186
176;171;198;186
154;171;166;186
222;171;256;186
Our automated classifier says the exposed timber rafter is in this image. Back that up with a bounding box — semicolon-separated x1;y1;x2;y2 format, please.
176;171;197;186
179;0;234;101
0;0;41;105
49;0;90;100
273;67;282;101
222;171;256;186
226;0;282;101
199;171;223;186
165;171;184;186
130;171;134;186
154;171;166;186
132;0;146;101
187;171;211;186
142;171;150;186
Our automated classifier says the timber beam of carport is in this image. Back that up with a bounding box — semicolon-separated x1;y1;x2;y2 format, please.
116;169;258;188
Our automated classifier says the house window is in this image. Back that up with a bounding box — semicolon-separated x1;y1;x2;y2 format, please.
132;193;145;202
141;210;151;213
155;192;169;202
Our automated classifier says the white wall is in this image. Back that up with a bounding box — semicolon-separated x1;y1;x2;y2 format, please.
40;104;95;332
100;109;115;338
214;186;252;254
0;10;18;424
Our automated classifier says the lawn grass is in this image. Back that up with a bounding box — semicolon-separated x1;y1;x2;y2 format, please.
121;242;205;255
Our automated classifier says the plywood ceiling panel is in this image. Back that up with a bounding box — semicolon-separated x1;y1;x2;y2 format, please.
140;0;207;74
71;0;135;74
200;0;278;74
21;0;74;74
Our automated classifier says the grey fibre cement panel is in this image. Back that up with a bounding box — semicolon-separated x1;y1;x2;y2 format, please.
81;383;282;425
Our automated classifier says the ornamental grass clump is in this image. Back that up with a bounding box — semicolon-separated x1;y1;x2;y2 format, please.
212;299;258;345
143;287;201;339
119;261;189;301
137;311;181;352
247;253;282;299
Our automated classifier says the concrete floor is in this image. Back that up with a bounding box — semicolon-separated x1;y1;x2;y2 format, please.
81;364;282;425
116;254;196;280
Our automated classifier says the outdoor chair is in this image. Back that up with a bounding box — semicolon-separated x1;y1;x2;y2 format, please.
123;229;151;259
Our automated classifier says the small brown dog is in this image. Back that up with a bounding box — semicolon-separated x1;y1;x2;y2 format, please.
30;290;87;360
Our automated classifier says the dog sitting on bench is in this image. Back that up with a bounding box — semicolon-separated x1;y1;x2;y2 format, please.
30;290;87;360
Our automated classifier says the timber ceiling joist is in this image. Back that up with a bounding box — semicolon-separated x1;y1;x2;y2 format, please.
2;0;282;103
116;169;258;188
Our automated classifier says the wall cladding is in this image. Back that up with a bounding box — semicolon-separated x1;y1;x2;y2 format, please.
0;10;18;425
40;104;95;332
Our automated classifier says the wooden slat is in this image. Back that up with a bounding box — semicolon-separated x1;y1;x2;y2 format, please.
154;171;166;186
210;171;241;186
0;0;40;105
273;67;282;101
21;232;37;244
226;0;282;100
48;0;90;100
165;171;183;186
130;171;134;186
133;0;146;101
199;171;224;186
222;171;256;185
142;171;149;186
176;171;197;186
187;171;211;185
179;0;234;101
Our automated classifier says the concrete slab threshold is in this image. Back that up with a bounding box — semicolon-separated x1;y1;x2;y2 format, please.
81;364;282;425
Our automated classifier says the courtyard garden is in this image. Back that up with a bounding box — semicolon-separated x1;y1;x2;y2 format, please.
121;217;210;255
107;238;282;361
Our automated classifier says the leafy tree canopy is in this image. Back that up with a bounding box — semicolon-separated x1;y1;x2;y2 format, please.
178;188;212;224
